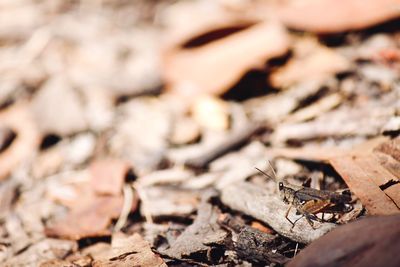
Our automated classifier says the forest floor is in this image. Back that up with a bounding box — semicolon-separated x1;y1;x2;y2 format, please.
0;0;400;266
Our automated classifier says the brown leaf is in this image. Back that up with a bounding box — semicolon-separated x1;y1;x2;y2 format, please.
287;215;400;267
164;20;290;97
90;159;131;196
330;155;400;215
45;195;125;240
278;0;400;33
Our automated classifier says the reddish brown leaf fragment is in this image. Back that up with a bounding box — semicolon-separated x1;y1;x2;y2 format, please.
45;195;125;240
330;156;399;215
90;159;131;196
164;21;290;97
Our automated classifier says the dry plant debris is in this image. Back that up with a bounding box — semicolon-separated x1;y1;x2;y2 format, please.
0;0;400;266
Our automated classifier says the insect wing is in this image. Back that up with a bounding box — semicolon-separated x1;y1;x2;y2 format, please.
299;198;333;214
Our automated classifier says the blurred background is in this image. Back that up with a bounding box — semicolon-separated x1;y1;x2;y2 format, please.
0;0;399;266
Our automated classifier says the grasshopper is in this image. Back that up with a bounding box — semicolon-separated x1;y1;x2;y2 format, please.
256;162;353;230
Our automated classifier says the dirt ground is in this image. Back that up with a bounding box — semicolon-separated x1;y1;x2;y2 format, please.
0;0;400;266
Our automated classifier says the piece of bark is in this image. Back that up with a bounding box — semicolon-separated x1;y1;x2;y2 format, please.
164;20;290;97
164;191;228;261
138;168;193;187
184;123;264;169
284;93;342;124
272;95;397;144
0;180;18;219
374;151;400;179
270;39;351;88
381;116;400;135
330;155;399;215
278;0;400;33
31;146;64;179
110;98;171;175
142;186;200;217
90;159;131;196
374;137;400;162
245;78;329;124
220;182;336;244
287;215;400;267
0;103;41;181
3;239;76;267
31;76;88;135
218;214;289;265
267;136;389;163
92;233;167;267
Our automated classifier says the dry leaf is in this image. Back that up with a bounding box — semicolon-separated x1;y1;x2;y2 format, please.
163;20;290;97
278;0;400;33
45;195;125;240
90;159;131;196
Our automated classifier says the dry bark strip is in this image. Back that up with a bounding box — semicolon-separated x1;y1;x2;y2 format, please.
184;123;265;169
218;214;289;265
287;214;400;267
220;182;336;244
86;233;167;267
164;191;227;262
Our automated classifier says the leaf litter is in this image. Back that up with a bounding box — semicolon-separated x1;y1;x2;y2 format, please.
0;0;400;266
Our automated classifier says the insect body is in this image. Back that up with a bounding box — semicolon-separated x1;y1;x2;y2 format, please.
278;182;352;229
256;163;353;230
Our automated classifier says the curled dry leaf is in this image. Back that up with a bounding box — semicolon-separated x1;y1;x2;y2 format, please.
278;0;400;33
0;102;40;181
163;20;290;97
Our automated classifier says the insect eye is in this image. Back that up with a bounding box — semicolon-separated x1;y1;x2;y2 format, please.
278;182;283;190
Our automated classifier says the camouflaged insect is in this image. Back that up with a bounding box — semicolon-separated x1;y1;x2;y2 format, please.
257;162;353;230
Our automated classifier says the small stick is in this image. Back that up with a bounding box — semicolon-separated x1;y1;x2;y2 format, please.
114;184;134;232
185;123;265;169
294;242;299;257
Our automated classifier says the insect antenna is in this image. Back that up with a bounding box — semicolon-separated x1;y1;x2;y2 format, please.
255;161;277;182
